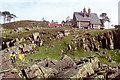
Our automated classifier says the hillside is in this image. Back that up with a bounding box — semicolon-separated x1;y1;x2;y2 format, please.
0;21;120;79
2;20;49;29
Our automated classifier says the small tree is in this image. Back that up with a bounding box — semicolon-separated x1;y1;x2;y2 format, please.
51;20;54;23
5;13;17;23
42;17;46;22
2;11;10;23
100;13;110;28
11;14;17;22
7;15;13;22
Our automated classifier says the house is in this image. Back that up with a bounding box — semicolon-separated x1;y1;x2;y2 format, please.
73;8;102;29
61;20;73;26
49;23;62;28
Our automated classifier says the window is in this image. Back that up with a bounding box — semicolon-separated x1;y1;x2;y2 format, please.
81;24;83;29
93;24;98;28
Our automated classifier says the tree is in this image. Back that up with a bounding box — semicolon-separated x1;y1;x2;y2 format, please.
51;20;54;23
100;13;110;28
5;13;17;23
11;14;17;22
42;17;46;22
66;16;71;22
2;11;10;23
61;20;65;23
7;15;14;22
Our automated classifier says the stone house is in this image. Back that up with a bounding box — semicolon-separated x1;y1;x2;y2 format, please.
73;8;103;29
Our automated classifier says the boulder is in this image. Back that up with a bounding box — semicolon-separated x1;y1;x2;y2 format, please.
39;40;43;46
22;43;36;52
72;62;94;78
60;55;75;69
32;32;40;41
58;32;64;38
20;63;58;79
40;66;58;78
64;30;70;36
25;27;31;31
74;57;80;64
108;55;112;62
73;35;78;38
54;67;78;78
6;42;10;48
17;27;23;31
20;64;44;79
68;44;72;50
10;30;15;34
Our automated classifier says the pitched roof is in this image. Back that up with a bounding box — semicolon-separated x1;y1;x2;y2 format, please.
74;12;101;24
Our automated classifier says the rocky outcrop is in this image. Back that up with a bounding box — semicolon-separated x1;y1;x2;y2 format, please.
2;37;26;50
0;53;119;79
31;32;40;41
19;56;100;79
1;43;36;56
60;30;70;36
71;29;120;52
10;27;23;34
53;30;71;39
113;29;120;49
2;32;42;50
17;56;119;79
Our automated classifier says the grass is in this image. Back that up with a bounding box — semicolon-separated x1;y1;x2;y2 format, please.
89;29;115;36
24;28;120;66
2;20;49;29
2;21;120;66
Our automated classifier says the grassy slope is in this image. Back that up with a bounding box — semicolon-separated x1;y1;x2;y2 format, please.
2;20;49;29
25;29;120;66
2;21;120;66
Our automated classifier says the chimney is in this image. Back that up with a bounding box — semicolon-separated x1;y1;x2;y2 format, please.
88;8;91;17
83;8;86;17
81;11;82;14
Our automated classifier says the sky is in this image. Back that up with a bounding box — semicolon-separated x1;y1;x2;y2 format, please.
0;0;120;29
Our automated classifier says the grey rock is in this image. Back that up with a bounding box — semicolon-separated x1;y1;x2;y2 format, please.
68;44;72;50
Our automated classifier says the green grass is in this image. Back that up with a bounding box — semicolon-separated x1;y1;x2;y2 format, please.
22;28;120;66
2;21;119;66
89;29;115;36
2;20;49;29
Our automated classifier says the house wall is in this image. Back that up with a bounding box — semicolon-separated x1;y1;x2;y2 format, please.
73;14;77;27
91;24;101;29
77;21;90;29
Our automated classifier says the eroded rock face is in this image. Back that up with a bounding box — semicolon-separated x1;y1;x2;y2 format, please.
1;54;119;79
72;30;120;52
19;56;102;79
32;32;40;41
72;62;94;78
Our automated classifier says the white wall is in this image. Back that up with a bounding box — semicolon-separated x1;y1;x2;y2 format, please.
118;1;120;25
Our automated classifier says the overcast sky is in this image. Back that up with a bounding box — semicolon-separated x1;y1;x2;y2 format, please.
0;0;120;28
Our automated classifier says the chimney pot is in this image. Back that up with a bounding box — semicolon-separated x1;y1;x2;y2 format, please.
88;8;91;17
83;8;86;17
